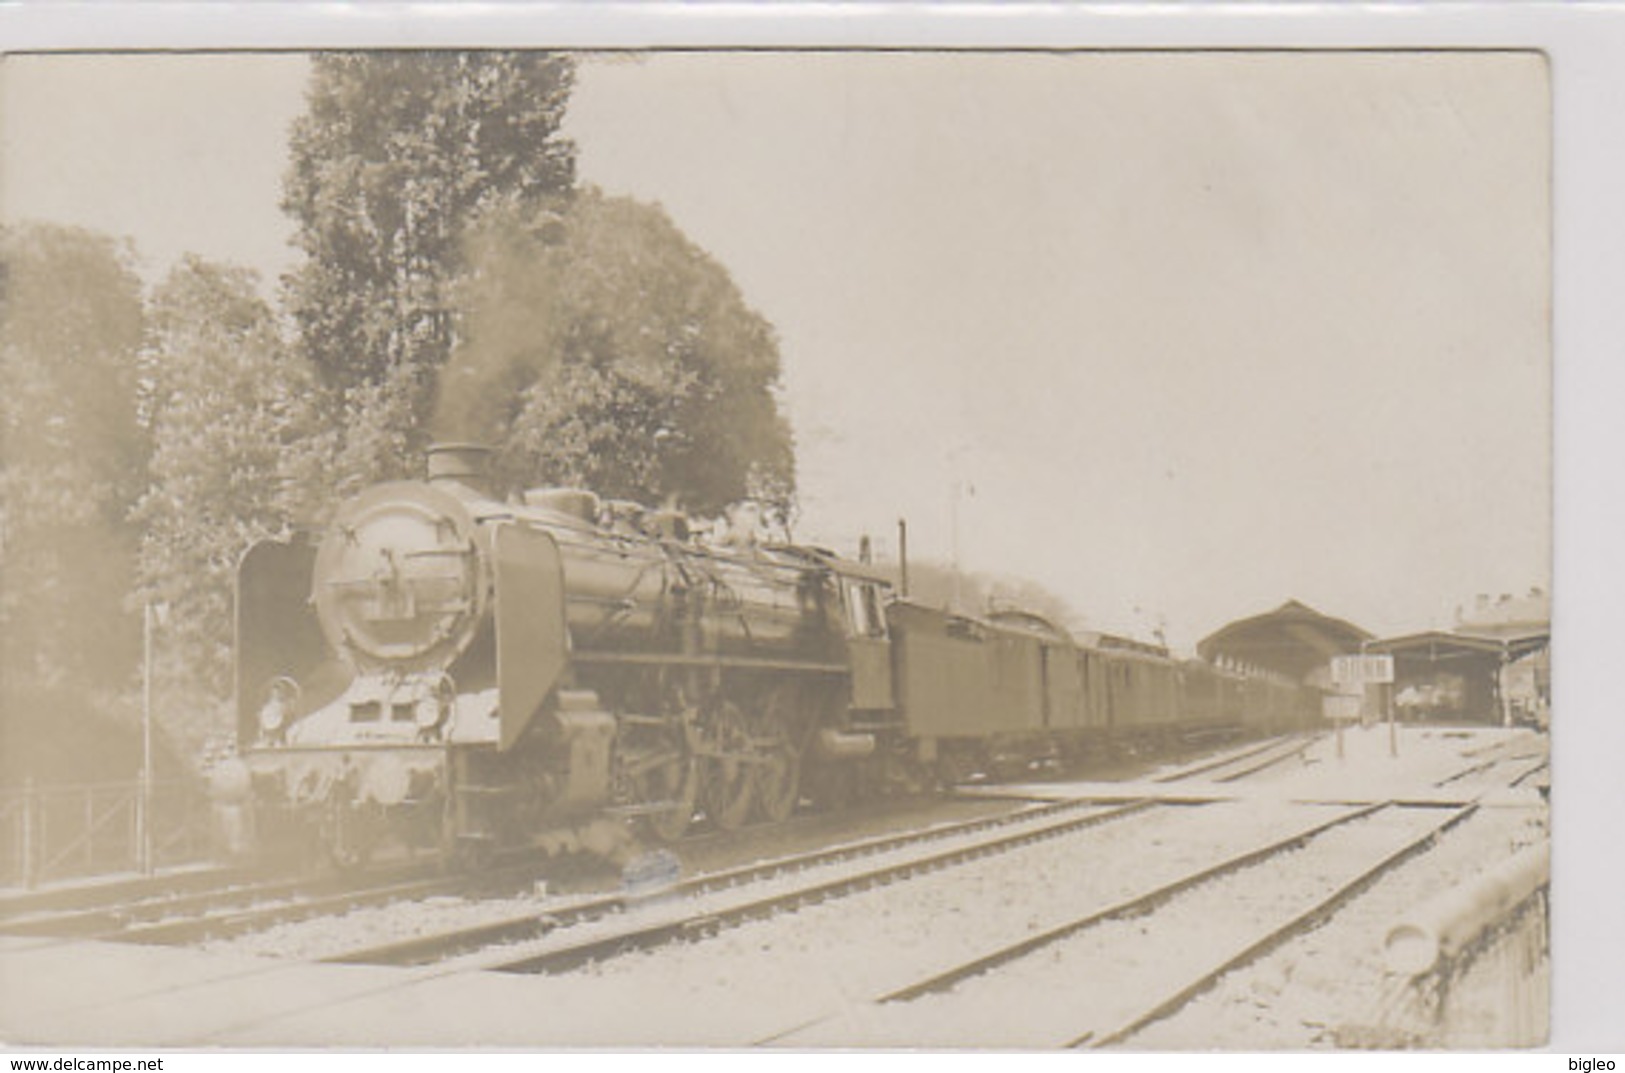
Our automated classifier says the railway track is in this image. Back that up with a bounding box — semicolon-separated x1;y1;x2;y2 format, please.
0;860;424;940
1150;733;1314;784
1509;759;1549;789
761;800;1476;1047
0;855;560;947
148;733;1339;961
0;725;1547;1050
323;795;1165;969
1081;804;1476;1048
1434;747;1548;792
1;728;1444;964
1203;735;1319;784
0;866;256;922
122;866;546;947
0;732;1288;954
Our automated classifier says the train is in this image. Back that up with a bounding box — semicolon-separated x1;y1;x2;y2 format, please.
221;443;1319;865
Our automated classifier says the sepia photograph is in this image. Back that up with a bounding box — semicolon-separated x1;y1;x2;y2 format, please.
0;34;1572;1053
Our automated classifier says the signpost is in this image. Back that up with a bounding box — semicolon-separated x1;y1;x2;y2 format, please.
1323;693;1361;759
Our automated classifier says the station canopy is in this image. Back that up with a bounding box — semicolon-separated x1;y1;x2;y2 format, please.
1361;624;1549;724
1363;625;1549;665
1197;599;1373;681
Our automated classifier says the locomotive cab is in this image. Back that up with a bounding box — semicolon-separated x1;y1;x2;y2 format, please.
835;566;895;712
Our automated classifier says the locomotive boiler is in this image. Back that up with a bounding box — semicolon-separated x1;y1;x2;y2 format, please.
232;444;889;863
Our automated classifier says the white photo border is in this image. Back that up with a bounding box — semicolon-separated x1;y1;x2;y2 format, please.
2;0;1619;1057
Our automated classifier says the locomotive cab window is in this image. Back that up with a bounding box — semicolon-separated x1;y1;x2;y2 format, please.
845;580;887;639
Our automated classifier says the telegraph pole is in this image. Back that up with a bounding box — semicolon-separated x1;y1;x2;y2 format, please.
139;601;167;875
140;601;154;875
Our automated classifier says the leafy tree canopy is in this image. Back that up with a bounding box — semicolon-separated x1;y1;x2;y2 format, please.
441;189;796;520
1;224;147;520
282;50;577;465
133;256;320;748
0;224;150;781
0;223;147;693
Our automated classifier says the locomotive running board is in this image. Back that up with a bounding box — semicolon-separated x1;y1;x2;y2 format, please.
572;651;849;675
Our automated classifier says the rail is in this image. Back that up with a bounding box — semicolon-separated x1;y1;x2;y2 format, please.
325;798;1155;972
0;777;214;889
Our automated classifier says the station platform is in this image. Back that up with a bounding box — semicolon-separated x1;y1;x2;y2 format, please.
2;934;385;1045
954;726;1547;811
2;933;604;1047
1;929;844;1047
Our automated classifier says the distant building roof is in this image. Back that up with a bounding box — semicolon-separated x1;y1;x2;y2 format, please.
1368;588;1549;666
1197;600;1373;681
1457;589;1549;633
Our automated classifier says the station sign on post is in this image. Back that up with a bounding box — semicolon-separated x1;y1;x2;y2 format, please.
1331;654;1395;688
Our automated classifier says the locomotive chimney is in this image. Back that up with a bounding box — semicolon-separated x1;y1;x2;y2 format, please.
427;443;496;497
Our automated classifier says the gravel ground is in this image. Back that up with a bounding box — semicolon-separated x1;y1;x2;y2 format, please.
235;798;1376;1046
196;726;1549;1049
433;800;1163;972
1127;762;1548;1049
205;797;1053;962
538;800;1354;1038
194;738;1264;963
777;803;1453;1047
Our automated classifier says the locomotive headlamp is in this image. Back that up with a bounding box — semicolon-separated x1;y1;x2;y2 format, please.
415;673;456;734
258;696;287;734
258;677;300;739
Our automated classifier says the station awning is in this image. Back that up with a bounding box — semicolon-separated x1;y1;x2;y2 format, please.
1364;626;1549;664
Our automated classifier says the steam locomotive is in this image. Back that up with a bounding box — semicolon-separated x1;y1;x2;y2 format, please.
225;444;1314;864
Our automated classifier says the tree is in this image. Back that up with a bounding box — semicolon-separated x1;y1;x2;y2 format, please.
281;50;577;487
132;256;320;754
0;224;148;782
443;190;797;520
887;559;1086;637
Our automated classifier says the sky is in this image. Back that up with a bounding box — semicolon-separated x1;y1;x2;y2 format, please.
0;50;1550;651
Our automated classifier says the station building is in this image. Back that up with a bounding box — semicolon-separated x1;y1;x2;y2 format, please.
1197;599;1373;690
1197;595;1549;728
1363;590;1550;727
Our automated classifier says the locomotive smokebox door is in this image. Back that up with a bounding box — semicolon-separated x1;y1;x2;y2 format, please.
492;523;569;750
